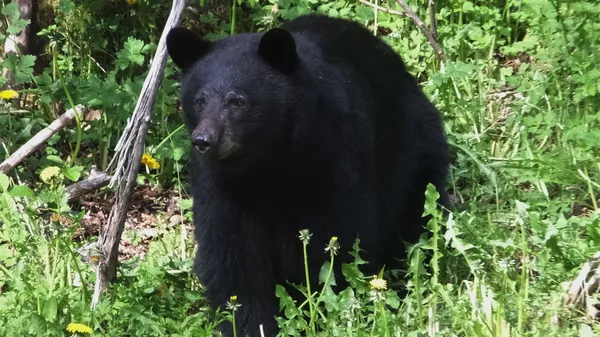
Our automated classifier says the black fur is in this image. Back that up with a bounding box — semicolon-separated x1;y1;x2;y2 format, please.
167;14;449;337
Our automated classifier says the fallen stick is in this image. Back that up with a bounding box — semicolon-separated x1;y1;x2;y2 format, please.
65;165;112;201
565;251;600;320
0;105;86;174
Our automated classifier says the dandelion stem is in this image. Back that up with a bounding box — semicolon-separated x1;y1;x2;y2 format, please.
303;239;316;333
232;310;237;337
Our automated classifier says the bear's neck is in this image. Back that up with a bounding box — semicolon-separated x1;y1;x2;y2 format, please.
195;141;354;214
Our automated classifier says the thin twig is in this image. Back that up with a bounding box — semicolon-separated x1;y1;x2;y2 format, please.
395;0;445;62
0;105;85;174
357;0;406;17
358;0;445;62
428;0;439;42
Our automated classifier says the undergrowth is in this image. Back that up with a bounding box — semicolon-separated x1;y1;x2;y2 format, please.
1;0;599;336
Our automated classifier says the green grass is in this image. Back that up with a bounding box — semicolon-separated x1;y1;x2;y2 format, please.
1;0;600;336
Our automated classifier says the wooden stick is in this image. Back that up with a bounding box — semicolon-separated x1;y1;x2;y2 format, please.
565;251;600;306
90;0;188;310
428;0;439;43
65;166;112;201
356;0;445;63
0;105;85;174
357;0;406;16
394;0;445;62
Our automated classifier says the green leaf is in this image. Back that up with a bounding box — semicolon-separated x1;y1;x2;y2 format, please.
0;173;9;192
318;261;336;287
42;296;58;322
64;166;84;182
115;37;147;70
3;54;36;84
58;0;75;15
321;286;339;312
462;1;474;12
179;198;193;210
423;183;440;216
385;291;401;309
46;155;64;164
8;185;35;198
1;2;18;16
172;147;185;161
3;3;31;36
1;192;19;215
6;17;30;35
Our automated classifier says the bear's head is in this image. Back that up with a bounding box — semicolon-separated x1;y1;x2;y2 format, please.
166;27;302;171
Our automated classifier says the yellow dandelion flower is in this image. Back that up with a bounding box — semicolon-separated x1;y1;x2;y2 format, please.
0;90;18;99
66;322;93;334
369;275;387;291
325;236;340;255
226;294;241;311
40;166;61;183
126;0;137;5
141;153;160;170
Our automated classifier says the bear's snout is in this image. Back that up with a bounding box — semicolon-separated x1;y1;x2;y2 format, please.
191;120;241;161
191;121;220;157
191;132;214;154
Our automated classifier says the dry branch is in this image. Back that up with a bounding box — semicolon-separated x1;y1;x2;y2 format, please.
356;0;445;63
90;0;188;309
0;105;85;174
65;166;112;201
395;0;445;62
428;0;439;43
358;0;406;16
565;251;600;320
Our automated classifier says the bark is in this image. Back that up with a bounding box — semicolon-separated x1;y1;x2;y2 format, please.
2;0;34;89
90;0;188;310
65;166;112;201
0;105;85;174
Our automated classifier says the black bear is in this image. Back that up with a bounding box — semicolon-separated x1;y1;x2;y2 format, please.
166;13;449;337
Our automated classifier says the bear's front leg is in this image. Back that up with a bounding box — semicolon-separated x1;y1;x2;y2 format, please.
193;219;285;337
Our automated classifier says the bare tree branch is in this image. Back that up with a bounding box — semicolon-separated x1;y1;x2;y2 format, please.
395;0;445;62
90;0;188;310
357;0;406;17
0;105;86;174
65;166;112;201
356;0;445;63
565;251;600;321
428;0;439;42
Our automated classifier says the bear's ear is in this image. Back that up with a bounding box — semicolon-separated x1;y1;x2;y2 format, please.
166;27;212;71
258;28;298;73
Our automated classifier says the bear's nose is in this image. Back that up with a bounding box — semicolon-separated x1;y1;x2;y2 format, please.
191;134;213;154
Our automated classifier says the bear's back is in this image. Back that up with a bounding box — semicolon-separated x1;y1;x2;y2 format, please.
282;14;412;85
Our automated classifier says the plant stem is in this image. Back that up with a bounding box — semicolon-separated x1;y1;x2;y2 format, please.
303;240;316;333
231;0;236;35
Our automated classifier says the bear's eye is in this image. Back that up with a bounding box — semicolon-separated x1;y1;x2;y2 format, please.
195;98;206;110
233;99;246;109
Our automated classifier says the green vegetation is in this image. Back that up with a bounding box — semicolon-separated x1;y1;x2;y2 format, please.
1;0;599;336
